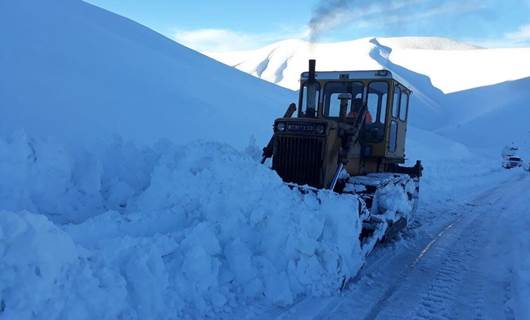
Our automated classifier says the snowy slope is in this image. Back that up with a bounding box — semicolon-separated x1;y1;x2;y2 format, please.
0;0;294;148
209;38;382;91
386;45;530;94
439;77;530;150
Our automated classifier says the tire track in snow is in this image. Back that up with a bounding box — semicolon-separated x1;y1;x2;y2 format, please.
360;216;464;320
412;213;481;320
366;174;528;320
502;275;516;320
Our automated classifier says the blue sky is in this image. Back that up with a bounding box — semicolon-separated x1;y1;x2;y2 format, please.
85;0;530;51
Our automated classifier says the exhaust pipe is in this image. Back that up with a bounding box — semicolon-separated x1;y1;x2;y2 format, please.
308;59;316;80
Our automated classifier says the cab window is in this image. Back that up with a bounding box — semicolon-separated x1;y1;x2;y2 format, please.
366;82;388;124
299;81;320;118
399;92;409;121
392;86;400;119
322;81;364;118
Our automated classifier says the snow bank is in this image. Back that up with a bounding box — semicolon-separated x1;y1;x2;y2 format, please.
0;131;159;224
0;211;126;320
0;133;364;318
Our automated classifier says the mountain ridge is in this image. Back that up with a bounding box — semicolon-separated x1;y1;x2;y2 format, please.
207;36;530;94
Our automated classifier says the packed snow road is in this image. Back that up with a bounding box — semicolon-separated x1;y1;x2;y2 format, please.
262;172;530;320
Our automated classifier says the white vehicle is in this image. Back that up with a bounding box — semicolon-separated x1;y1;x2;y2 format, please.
502;156;523;169
502;145;523;169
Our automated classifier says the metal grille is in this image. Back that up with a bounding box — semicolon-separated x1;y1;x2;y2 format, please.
273;135;324;187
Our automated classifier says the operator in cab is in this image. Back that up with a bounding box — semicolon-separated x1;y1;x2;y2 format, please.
346;97;373;124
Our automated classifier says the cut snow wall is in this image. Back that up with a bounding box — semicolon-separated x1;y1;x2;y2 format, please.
0;133;364;318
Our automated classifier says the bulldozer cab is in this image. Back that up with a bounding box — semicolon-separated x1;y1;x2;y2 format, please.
298;67;411;152
266;60;418;189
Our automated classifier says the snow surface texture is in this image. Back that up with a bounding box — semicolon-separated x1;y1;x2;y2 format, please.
0;132;364;319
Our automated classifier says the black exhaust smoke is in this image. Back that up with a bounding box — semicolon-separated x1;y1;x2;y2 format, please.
309;0;353;43
308;59;316;80
307;1;466;43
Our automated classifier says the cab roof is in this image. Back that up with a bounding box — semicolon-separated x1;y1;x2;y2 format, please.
300;69;412;94
301;70;394;81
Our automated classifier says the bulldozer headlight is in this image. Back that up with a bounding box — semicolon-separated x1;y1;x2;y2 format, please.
277;122;286;132
316;124;325;134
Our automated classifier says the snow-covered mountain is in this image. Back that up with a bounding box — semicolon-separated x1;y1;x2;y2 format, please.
208;36;530;94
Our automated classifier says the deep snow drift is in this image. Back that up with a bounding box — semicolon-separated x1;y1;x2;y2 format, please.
0;133;364;318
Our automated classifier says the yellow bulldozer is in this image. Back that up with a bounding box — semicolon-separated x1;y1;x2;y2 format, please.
262;60;423;248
